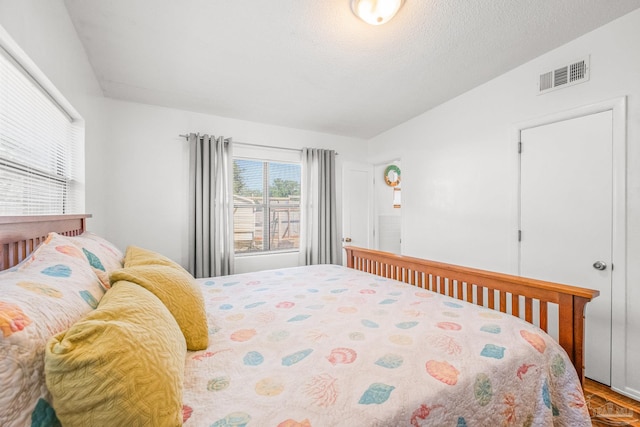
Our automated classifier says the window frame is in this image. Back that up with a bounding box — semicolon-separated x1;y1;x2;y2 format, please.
232;150;302;257
0;26;85;215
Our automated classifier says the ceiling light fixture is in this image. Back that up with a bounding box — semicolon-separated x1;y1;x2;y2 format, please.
350;0;405;25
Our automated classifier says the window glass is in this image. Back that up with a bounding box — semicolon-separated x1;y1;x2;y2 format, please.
233;158;301;253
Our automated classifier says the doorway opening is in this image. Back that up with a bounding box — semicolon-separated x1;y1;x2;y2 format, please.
374;159;402;254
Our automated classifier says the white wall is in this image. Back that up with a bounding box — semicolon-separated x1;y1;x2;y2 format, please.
101;98;368;273
0;0;110;236
367;8;640;399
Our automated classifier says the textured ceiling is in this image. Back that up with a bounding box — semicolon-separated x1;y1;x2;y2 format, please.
64;0;640;139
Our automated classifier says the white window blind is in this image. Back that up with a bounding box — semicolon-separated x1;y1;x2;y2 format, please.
0;46;83;215
233;156;301;254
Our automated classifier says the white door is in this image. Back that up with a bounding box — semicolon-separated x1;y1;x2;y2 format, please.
520;111;613;385
342;162;373;260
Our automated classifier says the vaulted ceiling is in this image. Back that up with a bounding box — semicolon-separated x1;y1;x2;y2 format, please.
64;0;640;138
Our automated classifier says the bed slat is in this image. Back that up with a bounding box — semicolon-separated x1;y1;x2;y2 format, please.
512;293;520;317
525;297;533;323
540;301;548;332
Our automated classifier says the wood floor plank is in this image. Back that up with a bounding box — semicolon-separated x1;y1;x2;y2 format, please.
584;378;640;427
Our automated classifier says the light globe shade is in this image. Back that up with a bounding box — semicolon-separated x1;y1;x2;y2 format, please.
351;0;405;25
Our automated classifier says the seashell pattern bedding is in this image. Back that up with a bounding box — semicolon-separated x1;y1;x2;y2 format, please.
183;264;591;426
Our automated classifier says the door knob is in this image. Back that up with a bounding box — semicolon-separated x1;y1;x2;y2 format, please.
343;237;352;243
592;261;607;271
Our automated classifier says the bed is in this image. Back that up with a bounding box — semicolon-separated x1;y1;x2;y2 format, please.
0;214;598;426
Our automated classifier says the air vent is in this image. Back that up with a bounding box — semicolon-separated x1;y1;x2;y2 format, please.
538;56;590;95
570;60;587;81
540;71;552;91
554;67;568;86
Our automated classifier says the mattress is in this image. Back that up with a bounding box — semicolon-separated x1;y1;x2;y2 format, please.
183;264;591;426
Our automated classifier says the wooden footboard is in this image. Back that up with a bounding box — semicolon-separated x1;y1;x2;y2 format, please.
0;214;91;271
344;246;599;384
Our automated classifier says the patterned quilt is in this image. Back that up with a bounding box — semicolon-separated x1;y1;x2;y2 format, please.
183;264;591;426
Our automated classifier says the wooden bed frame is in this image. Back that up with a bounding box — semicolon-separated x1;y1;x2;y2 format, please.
0;214;90;271
345;246;599;384
0;215;597;385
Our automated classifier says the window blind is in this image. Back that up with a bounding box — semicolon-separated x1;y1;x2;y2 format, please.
233;158;301;254
0;46;83;215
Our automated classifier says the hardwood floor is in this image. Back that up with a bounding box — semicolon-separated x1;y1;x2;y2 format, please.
584;379;640;426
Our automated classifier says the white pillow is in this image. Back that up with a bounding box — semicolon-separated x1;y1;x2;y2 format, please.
0;232;105;426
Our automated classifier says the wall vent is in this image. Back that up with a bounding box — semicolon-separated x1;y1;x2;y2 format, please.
538;56;590;95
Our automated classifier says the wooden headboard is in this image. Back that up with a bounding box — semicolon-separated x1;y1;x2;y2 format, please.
0;214;91;271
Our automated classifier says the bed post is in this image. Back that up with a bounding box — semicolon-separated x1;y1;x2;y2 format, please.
572;296;590;384
345;247;354;268
558;294;590;384
558;294;576;377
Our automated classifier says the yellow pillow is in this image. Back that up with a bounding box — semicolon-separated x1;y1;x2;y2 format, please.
124;245;186;270
45;281;186;427
110;264;209;351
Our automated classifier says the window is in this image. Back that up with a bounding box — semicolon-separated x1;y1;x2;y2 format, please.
0;43;83;215
233;158;301;254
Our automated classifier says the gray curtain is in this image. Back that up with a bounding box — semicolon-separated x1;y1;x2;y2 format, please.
300;148;341;265
188;133;234;277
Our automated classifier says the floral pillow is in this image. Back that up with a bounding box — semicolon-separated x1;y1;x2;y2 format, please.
64;232;124;290
0;232;106;427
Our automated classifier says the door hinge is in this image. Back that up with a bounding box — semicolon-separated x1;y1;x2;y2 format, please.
518;230;522;241
518;142;522;154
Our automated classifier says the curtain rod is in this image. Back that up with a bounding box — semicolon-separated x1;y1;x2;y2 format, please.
178;134;338;155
